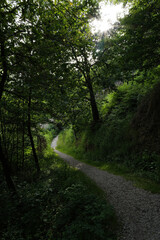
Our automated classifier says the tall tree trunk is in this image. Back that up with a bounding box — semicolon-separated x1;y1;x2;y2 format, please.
85;74;100;123
0;138;16;193
22;121;25;168
73;47;100;123
0;39;16;193
16;124;19;167
0;40;7;100
22;85;25;168
27;93;40;173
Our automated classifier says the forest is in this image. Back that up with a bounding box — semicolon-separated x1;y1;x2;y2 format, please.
0;0;160;239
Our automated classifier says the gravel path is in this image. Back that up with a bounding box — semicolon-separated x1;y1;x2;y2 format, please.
51;136;160;240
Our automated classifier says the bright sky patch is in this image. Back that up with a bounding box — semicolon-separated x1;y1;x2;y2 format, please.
91;2;129;33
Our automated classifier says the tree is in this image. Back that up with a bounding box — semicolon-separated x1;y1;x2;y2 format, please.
0;0;102;190
37;0;100;123
114;0;160;74
0;0;23;193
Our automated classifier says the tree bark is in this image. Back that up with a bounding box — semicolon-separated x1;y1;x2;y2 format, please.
0;40;7;100
0;138;16;193
85;73;100;123
22;120;25;168
27;93;40;173
0;38;16;193
79;48;100;123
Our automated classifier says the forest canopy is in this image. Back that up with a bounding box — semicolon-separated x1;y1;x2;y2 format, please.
0;0;160;239
0;0;160;206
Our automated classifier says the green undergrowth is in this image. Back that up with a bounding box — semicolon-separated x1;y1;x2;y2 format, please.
57;128;160;194
0;141;118;240
56;80;160;193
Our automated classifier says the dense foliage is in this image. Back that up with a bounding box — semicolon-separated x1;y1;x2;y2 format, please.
1;0;160;238
57;78;160;183
0;142;117;240
0;0;101;192
57;0;160;184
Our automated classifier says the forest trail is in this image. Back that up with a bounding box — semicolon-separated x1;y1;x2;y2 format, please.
51;137;160;240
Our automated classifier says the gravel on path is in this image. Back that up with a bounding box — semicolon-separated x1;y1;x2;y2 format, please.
51;136;160;240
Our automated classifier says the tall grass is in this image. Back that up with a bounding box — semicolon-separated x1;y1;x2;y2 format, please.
57;80;160;192
0;129;118;240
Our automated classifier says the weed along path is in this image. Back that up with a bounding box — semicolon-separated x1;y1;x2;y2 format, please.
51;137;160;240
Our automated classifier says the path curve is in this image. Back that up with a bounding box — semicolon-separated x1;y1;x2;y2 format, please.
51;137;160;240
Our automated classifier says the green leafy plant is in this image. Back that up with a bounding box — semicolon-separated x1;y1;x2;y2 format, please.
0;146;117;240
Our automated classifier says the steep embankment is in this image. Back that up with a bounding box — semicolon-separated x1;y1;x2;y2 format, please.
132;82;160;154
52;136;160;240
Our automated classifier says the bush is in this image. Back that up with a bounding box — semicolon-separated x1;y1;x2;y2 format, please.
57;80;160;183
0;153;117;240
52;184;116;240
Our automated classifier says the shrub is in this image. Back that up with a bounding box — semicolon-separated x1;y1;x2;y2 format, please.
0;154;117;240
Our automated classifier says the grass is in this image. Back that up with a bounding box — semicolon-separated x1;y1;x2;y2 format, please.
0;123;119;240
57;143;160;194
41;151;118;239
54;151;107;198
0;146;118;240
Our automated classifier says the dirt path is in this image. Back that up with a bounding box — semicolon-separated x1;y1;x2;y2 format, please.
51;137;160;240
